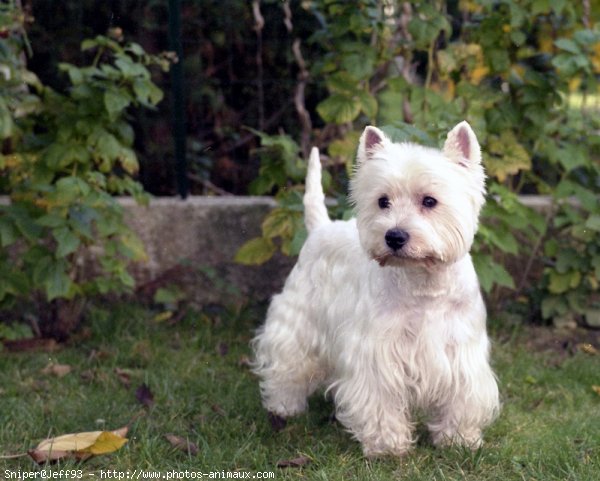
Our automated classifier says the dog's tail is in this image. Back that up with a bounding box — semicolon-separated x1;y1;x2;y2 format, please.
303;147;331;233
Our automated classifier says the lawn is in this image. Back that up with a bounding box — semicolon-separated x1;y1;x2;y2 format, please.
0;302;599;480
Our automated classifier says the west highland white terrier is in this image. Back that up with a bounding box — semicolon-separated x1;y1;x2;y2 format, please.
252;122;500;457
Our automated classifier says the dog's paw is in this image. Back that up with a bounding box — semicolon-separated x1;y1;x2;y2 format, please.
431;429;482;450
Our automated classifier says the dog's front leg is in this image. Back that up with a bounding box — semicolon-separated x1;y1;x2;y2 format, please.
332;372;415;458
427;339;500;449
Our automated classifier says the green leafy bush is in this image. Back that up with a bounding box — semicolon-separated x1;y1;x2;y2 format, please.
236;0;600;324
0;6;170;338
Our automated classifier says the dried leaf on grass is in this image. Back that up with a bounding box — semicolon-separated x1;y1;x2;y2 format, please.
135;383;155;408
238;355;252;368
153;311;174;323
80;369;95;382
164;434;199;455
577;343;598;356
592;385;600;396
28;427;128;464
41;363;72;378
276;455;312;468
216;341;229;357
114;367;132;388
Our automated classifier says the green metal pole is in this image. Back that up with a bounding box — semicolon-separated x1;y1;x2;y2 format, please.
168;0;188;198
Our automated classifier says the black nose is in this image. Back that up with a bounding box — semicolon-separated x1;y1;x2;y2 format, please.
385;228;410;251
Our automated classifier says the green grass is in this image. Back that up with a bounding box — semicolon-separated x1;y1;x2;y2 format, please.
0;303;599;480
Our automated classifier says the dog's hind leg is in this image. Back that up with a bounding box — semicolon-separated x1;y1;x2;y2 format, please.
251;291;324;418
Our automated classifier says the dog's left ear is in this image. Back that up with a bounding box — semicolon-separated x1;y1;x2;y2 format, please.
357;126;388;164
443;121;482;167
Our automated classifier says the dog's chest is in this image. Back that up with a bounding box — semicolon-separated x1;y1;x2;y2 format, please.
375;297;477;370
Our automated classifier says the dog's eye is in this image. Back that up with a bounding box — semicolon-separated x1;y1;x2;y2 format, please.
422;196;437;208
378;196;391;209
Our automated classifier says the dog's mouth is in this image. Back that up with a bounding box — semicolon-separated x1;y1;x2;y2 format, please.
374;251;442;269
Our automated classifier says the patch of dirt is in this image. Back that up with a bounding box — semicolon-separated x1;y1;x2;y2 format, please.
525;327;599;353
521;327;600;366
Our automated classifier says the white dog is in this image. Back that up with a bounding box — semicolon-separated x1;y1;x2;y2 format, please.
252;122;500;457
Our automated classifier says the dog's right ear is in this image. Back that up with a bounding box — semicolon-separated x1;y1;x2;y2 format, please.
357;126;387;164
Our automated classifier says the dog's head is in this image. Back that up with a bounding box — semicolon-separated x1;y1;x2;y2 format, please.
350;122;486;268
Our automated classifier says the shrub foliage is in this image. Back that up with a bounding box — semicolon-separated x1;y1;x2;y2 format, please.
0;6;170;337
236;0;600;325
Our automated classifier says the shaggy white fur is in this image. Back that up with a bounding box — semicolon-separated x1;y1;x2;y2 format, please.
252;122;500;457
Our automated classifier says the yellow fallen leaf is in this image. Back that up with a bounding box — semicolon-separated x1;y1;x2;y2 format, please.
577;343;598;356
153;311;173;323
83;431;128;455
592;385;600;396
28;427;128;464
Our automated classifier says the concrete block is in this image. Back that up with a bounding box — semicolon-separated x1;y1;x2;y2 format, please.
121;196;294;306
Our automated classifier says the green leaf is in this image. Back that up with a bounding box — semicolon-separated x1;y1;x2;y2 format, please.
53;227;81;258
489;227;520;255
317;94;361;124
262;209;293;239
484;131;531;182
0;266;29;302
37;214;67;228
585;215;600;232
112;121;135;146
154;286;186;305
147;82;164;105
326;72;362;95
59;63;84;85
357;90;378;119
133;78;151;103
408;5;451;49
55;177;91;204
551;53;578;76
119;147;139;175
554;38;581;54
104;90;131;120
33;256;73;301
473;254;515;293
81;38;99;51
0;217;18;247
95;211;121;237
548;270;580;294
0;98;15;139
125;42;146;56
132;78;163;107
117;232;147;261
234;237;276;265
8;205;43;241
288;224;308;256
555;145;588;172
115;57;148;78
341;53;375;80
541;295;568;319
69;205;97;239
43;143;70;169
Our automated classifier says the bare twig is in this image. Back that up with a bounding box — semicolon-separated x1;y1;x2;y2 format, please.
515;208;554;296
582;0;591;28
223;98;294;153
398;2;414;123
252;0;265;130
282;0;293;33
292;39;312;159
187;173;233;196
